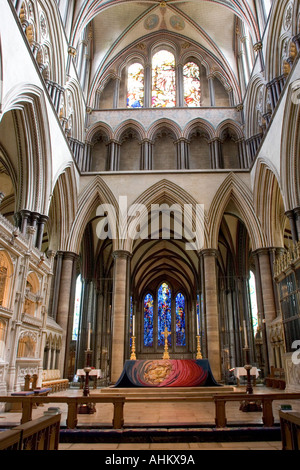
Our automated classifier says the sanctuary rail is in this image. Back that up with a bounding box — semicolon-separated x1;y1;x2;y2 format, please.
0;395;125;429
1;392;300;430
213;393;300;428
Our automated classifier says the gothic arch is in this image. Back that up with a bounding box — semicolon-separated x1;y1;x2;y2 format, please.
147;119;181;141
244;74;267;139
264;0;295;82
61;78;86;143
48;164;78;252
208;173;266;250
280;81;300;209
86;122;113;144
253;157;288;247
123;178;208;253
1;83;52;215
183;118;215;141
66;176;119;253
114;120;146;142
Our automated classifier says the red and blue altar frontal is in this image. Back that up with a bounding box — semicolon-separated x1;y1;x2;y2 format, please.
114;359;220;388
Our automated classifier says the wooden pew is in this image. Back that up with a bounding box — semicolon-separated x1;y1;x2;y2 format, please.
41;370;69;392
280;411;300;450
265;367;286;389
0;414;61;450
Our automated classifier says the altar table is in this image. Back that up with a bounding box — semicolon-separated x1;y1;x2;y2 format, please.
114;359;220;388
76;369;102;389
234;367;260;386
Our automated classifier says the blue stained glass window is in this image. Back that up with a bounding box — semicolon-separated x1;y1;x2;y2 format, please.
158;283;172;347
144;294;154;347
176;293;186;346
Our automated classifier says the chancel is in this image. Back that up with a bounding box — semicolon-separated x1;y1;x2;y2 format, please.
0;0;300;451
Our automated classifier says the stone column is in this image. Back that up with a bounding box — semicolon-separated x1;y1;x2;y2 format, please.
293;207;300;241
209;138;222;168
254;42;264;72
254;248;277;371
36;215;48;251
55;252;78;376
208;74;216;107
113;77;121;109
107;140;120;171
176;138;189;169
201;249;221;381
19;210;31;235
176;63;184;107
141;139;153;170
144;64;152;108
110;250;131;383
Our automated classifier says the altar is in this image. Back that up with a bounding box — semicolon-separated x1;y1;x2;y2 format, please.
114;359;221;388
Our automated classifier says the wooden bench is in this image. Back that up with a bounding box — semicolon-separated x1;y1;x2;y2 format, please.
280;411;300;450
0;413;61;450
41;370;69;392
265;367;286;390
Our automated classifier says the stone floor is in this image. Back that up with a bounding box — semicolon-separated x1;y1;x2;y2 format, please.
1;385;299;451
58;441;283;450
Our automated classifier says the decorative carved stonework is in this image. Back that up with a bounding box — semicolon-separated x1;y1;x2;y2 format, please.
284;353;300;392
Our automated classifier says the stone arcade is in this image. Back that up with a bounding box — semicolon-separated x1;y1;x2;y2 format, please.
0;0;300;442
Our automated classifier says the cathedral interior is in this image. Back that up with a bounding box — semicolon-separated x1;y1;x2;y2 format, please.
0;0;300;450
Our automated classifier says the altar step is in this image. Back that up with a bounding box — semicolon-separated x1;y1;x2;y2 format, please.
99;386;235;399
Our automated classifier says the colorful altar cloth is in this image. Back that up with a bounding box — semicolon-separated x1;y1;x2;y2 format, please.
114;359;220;388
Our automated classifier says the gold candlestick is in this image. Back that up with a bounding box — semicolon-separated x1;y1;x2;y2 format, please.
196;335;202;359
162;326;171;360
130;336;136;360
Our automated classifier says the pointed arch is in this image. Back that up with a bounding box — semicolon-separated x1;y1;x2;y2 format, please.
253;157;288;247
1;83;52;215
280;80;300;209
123;178;208;253
48;163;78;251
208;173;266;250
66;176;119;254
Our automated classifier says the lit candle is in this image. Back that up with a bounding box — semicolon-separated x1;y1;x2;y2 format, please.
243;320;248;348
87;322;91;350
197;314;200;336
132;316;135;336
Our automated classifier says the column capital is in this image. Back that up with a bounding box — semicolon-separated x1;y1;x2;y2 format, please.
253;41;263;52
112;250;132;260
252;247;285;258
62;251;79;262
293;206;300;216
68;46;77;57
199;248;219;258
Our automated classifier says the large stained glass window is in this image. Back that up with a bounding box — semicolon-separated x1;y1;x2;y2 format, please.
144;293;154;347
175;293;186;346
127;63;144;108
183;62;201;107
152;50;176;108
158;282;172;346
